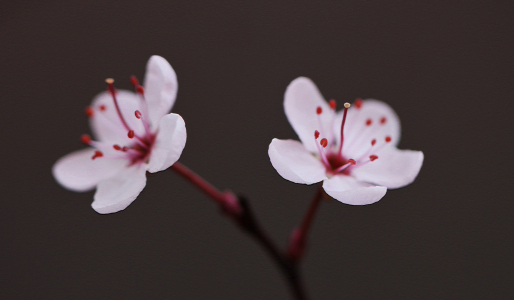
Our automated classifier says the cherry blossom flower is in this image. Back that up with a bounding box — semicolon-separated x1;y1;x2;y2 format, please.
53;56;186;214
269;77;423;205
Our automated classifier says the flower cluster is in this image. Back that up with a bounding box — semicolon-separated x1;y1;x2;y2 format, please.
53;57;423;214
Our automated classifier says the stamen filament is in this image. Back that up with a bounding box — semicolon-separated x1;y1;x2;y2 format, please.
314;132;330;167
334;159;356;173
315;107;327;142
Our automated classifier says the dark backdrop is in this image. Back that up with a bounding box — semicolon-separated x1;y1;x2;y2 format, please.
1;1;513;299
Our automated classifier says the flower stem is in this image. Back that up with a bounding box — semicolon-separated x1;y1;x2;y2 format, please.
169;162;308;300
287;185;324;262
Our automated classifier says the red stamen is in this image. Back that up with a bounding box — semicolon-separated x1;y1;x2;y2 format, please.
136;85;145;94
337;103;351;157
385;136;392;143
130;76;139;86
348;159;356;165
314;130;320;139
316;107;322;115
366;119;372;126
371;139;376;146
355;99;362;109
99;105;106;111
369;155;378;161
85;107;94;118
320;138;328;148
380;117;387;124
81;134;91;145
122;146;129;152
329;99;336;110
92;151;103;160
135;110;142;119
113;145;121;151
127;130;135;139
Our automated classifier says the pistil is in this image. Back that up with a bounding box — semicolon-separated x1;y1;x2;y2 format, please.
337;102;351;160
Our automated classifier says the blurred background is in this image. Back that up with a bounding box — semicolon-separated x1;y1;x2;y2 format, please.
1;1;513;299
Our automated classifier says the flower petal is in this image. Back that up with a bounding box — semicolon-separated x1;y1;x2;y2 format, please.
143;55;178;129
322;175;387;205
351;148;424;189
147;113;187;173
89;90;145;144
284;77;334;153
268;138;327;184
52;148;127;192
333;99;401;159
92;163;147;214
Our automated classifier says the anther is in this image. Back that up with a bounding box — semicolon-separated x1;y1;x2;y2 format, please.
314;130;320;139
320;138;328;148
92;151;103;160
316;106;322;115
128;130;135;139
99;105;106;111
366;119;372;126
355;98;362;109
329;100;336;110
130;76;139;86
122;146;129;152
385;136;392;143
369;155;378;161
113;145;121;151
81;134;91;145
136;86;145;94
135;110;142;119
344;102;351;108
348;159;356;165
380;117;387;124
371;139;376;146
85;107;94;118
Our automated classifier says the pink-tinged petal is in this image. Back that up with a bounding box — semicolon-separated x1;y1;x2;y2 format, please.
351;148;424;189
333;99;401;159
284;77;334;153
52;148;127;192
89;90;145;144
92;163;147;214
268;138;327;184
143;55;178;129
147;113;187;173
322;175;387;205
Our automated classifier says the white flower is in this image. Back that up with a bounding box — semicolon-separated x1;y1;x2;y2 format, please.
269;77;423;205
52;56;186;214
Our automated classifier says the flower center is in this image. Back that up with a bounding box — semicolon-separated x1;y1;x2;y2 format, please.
313;99;391;176
81;77;155;165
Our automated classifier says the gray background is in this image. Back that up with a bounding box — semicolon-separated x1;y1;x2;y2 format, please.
1;1;512;299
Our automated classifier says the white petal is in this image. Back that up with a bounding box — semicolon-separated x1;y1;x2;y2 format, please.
268;138;327;184
89;90;145;144
143;55;178;129
52;148;127;192
333;99;401;159
147;113;187;173
351;148;424;189
284;77;334;153
322;175;387;205
92;163;147;214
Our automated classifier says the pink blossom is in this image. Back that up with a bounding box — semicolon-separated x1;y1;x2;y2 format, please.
269;77;423;205
53;56;186;213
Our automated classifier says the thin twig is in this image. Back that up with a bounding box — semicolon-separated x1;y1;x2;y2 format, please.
169;162;308;300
